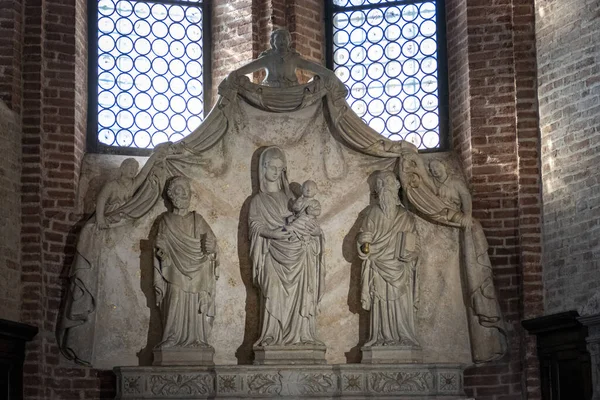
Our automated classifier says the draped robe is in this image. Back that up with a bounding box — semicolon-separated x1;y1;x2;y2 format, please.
154;211;218;348
249;190;325;346
358;204;420;346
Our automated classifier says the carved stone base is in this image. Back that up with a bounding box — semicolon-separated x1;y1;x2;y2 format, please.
253;344;327;365
153;346;215;366
361;345;423;364
115;363;466;399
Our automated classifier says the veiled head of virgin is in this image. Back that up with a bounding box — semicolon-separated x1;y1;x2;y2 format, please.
262;147;287;183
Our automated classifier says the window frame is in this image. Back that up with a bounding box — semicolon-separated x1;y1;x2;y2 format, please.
86;0;212;155
325;0;449;153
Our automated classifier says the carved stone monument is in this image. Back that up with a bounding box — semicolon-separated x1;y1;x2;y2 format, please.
59;28;509;398
357;170;422;363
153;176;219;366
248;146;326;364
58;147;169;365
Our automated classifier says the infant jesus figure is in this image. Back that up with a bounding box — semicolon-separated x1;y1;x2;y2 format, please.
288;180;322;241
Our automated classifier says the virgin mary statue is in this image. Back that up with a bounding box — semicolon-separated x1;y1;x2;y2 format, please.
248;146;325;348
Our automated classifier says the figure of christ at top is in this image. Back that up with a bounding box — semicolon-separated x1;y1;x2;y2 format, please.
248;147;326;354
356;171;421;362
228;28;334;88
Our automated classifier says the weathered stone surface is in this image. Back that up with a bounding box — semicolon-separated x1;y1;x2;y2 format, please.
115;364;466;399
77;100;472;368
153;347;215;366
0;100;21;322
253;344;327;365
361;345;423;364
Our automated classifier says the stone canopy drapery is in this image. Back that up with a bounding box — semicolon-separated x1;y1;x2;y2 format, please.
61;71;506;365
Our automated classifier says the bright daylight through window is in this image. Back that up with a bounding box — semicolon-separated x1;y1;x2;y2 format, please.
92;0;207;151
329;0;447;150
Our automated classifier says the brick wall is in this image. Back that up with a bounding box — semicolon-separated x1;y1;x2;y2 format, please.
537;0;600;314
211;0;325;101
211;0;254;102
19;0;113;398
446;0;543;398
0;100;22;322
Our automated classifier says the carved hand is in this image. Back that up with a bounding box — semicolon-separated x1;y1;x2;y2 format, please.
266;227;292;240
357;232;373;245
204;235;217;253
96;218;109;230
460;214;474;229
307;221;321;236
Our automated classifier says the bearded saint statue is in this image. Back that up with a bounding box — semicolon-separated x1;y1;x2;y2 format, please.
357;170;421;348
153;176;219;354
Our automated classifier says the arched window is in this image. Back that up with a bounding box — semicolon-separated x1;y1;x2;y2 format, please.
326;0;448;151
88;0;211;154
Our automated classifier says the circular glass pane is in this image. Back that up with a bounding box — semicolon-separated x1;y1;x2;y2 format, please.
334;30;349;46
170;41;186;58
115;1;133;17
387;115;403;133
98;0;115;16
98;91;115;108
186;43;202;60
135;92;152;110
135;131;151;148
153;113;169;131
134;56;151;73
423;131;440;148
134;19;150;36
152;131;169;145
116;110;134;128
152;4;168;21
170;114;186;132
187;79;203;97
116;129;133;146
187;115;202;131
135;111;152;130
98;129;115;145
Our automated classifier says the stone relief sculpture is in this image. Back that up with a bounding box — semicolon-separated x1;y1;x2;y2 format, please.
57;147;169;365
399;154;507;363
248;146;326;363
63;28;507;371
228;28;334;88
153;176;219;365
356;171;421;363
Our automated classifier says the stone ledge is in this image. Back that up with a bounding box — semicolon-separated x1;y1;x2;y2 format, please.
115;363;466;399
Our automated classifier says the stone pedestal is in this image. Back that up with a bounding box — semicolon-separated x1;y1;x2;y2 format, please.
253;344;326;365
115;363;466;399
361;345;423;364
153;346;215;366
578;314;600;400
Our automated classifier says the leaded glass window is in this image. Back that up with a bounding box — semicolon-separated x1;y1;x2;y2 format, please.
89;0;210;153
326;0;448;150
